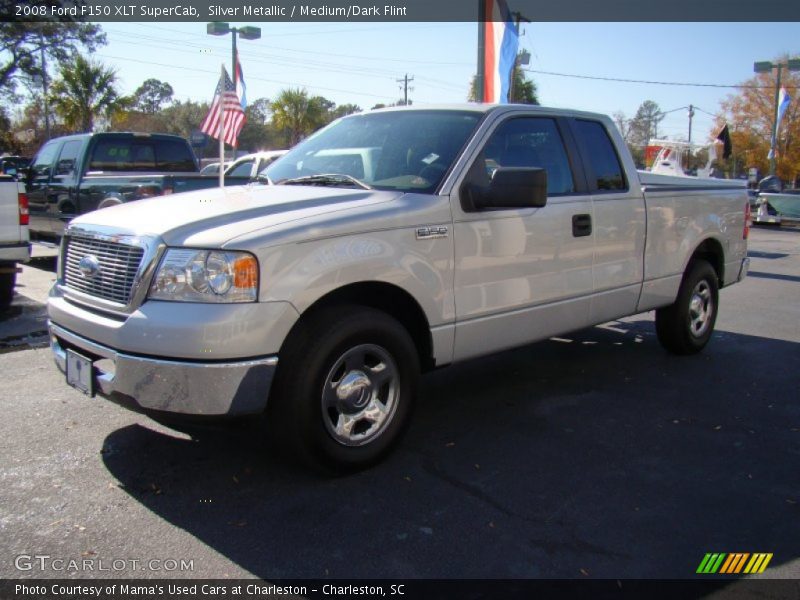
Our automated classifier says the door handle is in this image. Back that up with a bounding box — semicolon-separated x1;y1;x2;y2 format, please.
572;213;592;237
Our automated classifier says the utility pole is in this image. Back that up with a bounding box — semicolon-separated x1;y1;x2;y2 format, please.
687;104;694;172
397;74;414;105
38;30;50;140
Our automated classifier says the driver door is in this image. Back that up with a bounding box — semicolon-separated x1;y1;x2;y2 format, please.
451;115;595;361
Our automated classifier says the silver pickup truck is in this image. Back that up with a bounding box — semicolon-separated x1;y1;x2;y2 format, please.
0;175;30;311
47;105;750;470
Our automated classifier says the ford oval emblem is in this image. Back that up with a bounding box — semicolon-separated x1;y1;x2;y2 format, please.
78;255;101;278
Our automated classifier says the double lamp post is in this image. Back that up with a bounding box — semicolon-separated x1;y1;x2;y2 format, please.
753;58;800;176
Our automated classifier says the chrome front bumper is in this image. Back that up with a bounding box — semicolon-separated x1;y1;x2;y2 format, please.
49;322;278;416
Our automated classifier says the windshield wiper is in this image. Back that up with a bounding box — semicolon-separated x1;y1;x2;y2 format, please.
277;173;372;190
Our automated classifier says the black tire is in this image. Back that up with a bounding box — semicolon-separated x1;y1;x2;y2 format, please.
0;269;16;312
656;259;719;355
268;305;419;472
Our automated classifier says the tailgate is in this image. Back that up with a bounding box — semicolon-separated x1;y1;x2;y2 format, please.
0;178;22;244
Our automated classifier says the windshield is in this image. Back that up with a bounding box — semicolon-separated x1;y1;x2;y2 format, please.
263;110;483;193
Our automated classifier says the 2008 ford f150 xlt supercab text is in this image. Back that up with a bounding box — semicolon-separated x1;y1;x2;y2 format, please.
47;105;750;470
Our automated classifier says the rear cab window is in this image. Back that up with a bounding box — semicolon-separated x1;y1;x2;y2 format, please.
572;120;628;192
87;137;197;172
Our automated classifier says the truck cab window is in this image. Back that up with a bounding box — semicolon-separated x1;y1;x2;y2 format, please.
480;117;575;196
154;140;196;171
89;139;197;172
228;160;254;178
54;141;82;176
573;120;627;191
31;141;59;182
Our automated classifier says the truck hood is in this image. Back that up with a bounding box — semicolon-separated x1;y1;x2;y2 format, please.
68;184;402;247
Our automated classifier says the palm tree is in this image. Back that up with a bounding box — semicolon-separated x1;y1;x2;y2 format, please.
49;55;128;132
270;88;327;146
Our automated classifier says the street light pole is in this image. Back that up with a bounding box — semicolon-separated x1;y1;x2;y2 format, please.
207;22;262;76
754;58;800;176
207;22;261;186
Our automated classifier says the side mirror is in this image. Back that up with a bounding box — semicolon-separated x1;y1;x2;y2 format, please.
467;167;548;211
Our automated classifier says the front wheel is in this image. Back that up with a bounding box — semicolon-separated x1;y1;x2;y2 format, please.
268;305;419;472
656;259;719;355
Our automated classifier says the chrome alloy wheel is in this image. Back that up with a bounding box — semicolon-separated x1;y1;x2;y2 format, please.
321;344;400;446
688;280;714;338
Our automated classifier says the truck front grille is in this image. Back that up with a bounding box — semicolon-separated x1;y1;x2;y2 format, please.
63;236;145;305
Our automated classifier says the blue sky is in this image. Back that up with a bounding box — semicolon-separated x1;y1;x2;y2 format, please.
94;21;799;142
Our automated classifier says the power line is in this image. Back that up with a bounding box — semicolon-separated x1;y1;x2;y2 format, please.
130;21;463;39
525;68;798;90
104;31;405;79
95;53;400;103
694;107;721;118
101;28;470;100
104;28;473;91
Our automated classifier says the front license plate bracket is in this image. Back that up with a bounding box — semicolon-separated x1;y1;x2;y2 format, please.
66;349;94;397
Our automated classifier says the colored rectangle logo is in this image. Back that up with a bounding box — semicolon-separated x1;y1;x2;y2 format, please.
697;553;772;574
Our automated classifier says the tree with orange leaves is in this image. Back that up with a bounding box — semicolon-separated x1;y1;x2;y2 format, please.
716;56;799;186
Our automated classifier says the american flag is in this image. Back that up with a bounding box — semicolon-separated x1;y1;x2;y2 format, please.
200;67;246;147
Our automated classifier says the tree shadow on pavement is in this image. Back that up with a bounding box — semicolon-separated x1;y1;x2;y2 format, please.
102;320;800;579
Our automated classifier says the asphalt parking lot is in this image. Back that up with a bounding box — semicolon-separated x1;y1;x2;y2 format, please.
0;227;798;582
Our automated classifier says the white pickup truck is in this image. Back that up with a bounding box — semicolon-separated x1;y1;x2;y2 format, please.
47;105;750;470
0;175;30;311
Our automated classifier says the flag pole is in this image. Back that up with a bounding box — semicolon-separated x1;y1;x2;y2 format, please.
477;0;486;102
219;63;225;189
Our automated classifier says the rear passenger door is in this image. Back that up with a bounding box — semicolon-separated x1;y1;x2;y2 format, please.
568;118;646;323
451;114;595;361
49;139;85;236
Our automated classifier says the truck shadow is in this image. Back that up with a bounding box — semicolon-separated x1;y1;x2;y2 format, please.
26;254;58;273
101;320;800;579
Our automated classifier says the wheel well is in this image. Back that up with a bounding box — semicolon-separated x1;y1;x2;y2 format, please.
292;282;435;371
690;238;724;283
97;197;123;210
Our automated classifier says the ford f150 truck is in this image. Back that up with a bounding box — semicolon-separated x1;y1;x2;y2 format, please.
0;174;30;310
47;105;750;470
26;132;249;241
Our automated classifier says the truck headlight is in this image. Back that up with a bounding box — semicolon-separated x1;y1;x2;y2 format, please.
149;249;258;303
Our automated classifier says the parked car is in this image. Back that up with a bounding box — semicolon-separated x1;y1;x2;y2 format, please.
199;162;225;176
24;132;250;240
0;174;29;310
0;155;30;179
224;150;288;180
47;105;750;470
